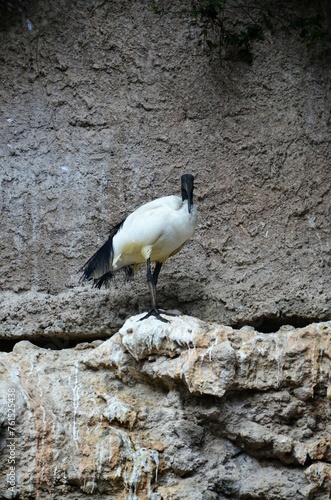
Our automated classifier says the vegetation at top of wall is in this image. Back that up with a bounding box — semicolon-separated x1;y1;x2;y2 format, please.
151;0;328;63
0;0;328;64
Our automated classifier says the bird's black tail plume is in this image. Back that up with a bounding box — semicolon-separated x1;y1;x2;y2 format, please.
81;237;113;282
80;219;125;287
92;271;114;289
91;265;135;289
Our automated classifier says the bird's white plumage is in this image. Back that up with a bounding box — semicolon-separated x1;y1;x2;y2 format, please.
112;195;197;270
81;174;197;321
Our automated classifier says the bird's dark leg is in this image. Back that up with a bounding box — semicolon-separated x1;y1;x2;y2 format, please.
139;259;169;323
153;261;162;286
147;261;157;311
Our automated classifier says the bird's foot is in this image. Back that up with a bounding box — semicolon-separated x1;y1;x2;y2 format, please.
139;307;170;323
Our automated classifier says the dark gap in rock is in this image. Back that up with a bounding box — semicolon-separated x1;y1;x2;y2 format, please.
232;315;328;333
313;382;327;398
0;335;110;353
178;471;195;479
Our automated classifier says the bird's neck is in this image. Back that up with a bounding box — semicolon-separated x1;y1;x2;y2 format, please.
181;190;193;208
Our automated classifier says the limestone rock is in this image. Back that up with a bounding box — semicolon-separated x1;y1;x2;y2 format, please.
1;316;330;499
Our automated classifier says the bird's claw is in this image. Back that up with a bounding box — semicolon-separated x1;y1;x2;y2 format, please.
139;308;170;323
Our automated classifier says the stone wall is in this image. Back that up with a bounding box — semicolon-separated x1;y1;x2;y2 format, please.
0;0;330;328
0;1;330;498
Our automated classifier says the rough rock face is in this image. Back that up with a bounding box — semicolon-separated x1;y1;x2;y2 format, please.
0;0;330;328
0;1;330;498
1;316;331;499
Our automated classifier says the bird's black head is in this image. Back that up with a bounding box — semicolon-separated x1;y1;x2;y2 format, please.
181;174;195;213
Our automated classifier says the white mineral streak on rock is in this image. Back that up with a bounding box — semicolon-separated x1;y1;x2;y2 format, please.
72;361;81;446
0;318;330;498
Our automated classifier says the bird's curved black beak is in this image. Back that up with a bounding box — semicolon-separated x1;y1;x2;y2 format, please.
181;174;194;213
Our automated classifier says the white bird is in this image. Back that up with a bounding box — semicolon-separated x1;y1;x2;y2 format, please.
81;174;198;322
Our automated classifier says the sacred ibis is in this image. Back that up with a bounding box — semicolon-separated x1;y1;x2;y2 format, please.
81;174;198;322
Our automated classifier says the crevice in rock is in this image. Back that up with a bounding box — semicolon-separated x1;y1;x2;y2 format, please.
232;314;328;333
0;335;109;353
1;313;329;353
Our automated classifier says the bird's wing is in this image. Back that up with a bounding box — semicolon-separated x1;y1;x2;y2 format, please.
113;194;197;267
112;199;181;263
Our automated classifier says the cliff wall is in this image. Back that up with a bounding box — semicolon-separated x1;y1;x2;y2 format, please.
0;1;330;498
